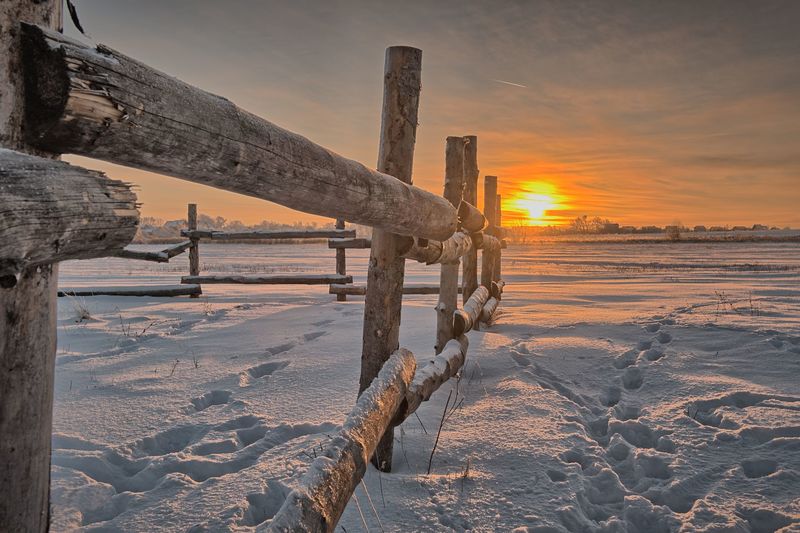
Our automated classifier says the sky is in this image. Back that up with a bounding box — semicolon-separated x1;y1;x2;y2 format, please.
63;0;800;227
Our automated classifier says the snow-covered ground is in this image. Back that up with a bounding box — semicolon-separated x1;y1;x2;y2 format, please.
51;240;800;532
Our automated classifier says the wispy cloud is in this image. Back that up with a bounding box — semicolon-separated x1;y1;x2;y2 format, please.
492;79;527;88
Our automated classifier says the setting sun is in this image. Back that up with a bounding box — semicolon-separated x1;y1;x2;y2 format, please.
508;182;567;226
517;193;555;221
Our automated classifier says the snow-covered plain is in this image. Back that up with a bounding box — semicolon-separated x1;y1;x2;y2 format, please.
51;239;800;532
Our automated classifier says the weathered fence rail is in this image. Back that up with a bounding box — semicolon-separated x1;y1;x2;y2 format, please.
114;240;191;263
22;24;457;241
1;8;510;532
181;229;354;240
0;148;138;281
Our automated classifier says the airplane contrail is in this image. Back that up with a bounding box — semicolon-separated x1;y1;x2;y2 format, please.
492;79;528;88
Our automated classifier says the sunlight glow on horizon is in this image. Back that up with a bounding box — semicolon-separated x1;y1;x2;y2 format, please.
507;181;569;226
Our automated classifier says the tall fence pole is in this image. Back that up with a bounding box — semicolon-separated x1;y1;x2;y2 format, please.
462;135;479;305
334;218;347;301
0;2;63;531
482;176;498;287
187;204;200;298
435;137;466;353
495;193;502;281
360;46;422;473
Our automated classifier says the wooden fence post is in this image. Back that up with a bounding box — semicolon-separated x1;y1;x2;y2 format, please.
187;204;200;298
334;218;346;301
495;193;502;281
462;135;479;305
360;46;422;473
0;2;63;531
435;137;466;353
482;176;498;288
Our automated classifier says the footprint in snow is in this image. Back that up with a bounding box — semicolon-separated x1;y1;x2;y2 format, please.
239;361;290;387
622;367;644;390
302;330;327;342
185;390;233;413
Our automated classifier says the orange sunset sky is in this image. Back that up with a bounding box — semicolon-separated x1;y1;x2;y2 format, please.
63;1;800;228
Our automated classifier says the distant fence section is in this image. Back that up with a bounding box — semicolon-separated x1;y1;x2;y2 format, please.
1;8;509;532
178;204;354;297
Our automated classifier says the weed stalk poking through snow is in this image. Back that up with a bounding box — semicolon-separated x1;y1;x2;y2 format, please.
427;389;453;475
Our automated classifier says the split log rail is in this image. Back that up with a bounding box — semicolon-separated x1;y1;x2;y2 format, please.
0;9;510;532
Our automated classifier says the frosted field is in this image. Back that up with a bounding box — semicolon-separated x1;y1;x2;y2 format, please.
52;240;800;532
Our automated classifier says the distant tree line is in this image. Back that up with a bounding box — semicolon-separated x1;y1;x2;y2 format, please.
134;214;339;243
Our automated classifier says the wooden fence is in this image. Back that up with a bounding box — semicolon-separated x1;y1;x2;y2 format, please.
0;5;507;531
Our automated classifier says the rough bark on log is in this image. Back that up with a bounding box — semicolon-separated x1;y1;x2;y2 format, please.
163;240;192;258
59;284;201;297
453;286;490;336
182;229;355;240
1;3;62;531
469;232;501;251
399;336;469;421
327;238;371;249
334;218;346;302
268;348;416;533
462;136;479;306
114;249;169;263
187;203;200;298
480;233;499;295
480;296;499;323
182;274;351;285
492;279;506;300
22;26;456;241
457;200;486;233
480;176;499;296
494;193;502;281
435;137;466;354
0;148;138;279
330;284;463;296
483;177;498;232
359;47;421;472
398;230;472;265
115;239;192;263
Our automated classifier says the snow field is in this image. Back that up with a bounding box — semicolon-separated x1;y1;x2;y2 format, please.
51;241;800;531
